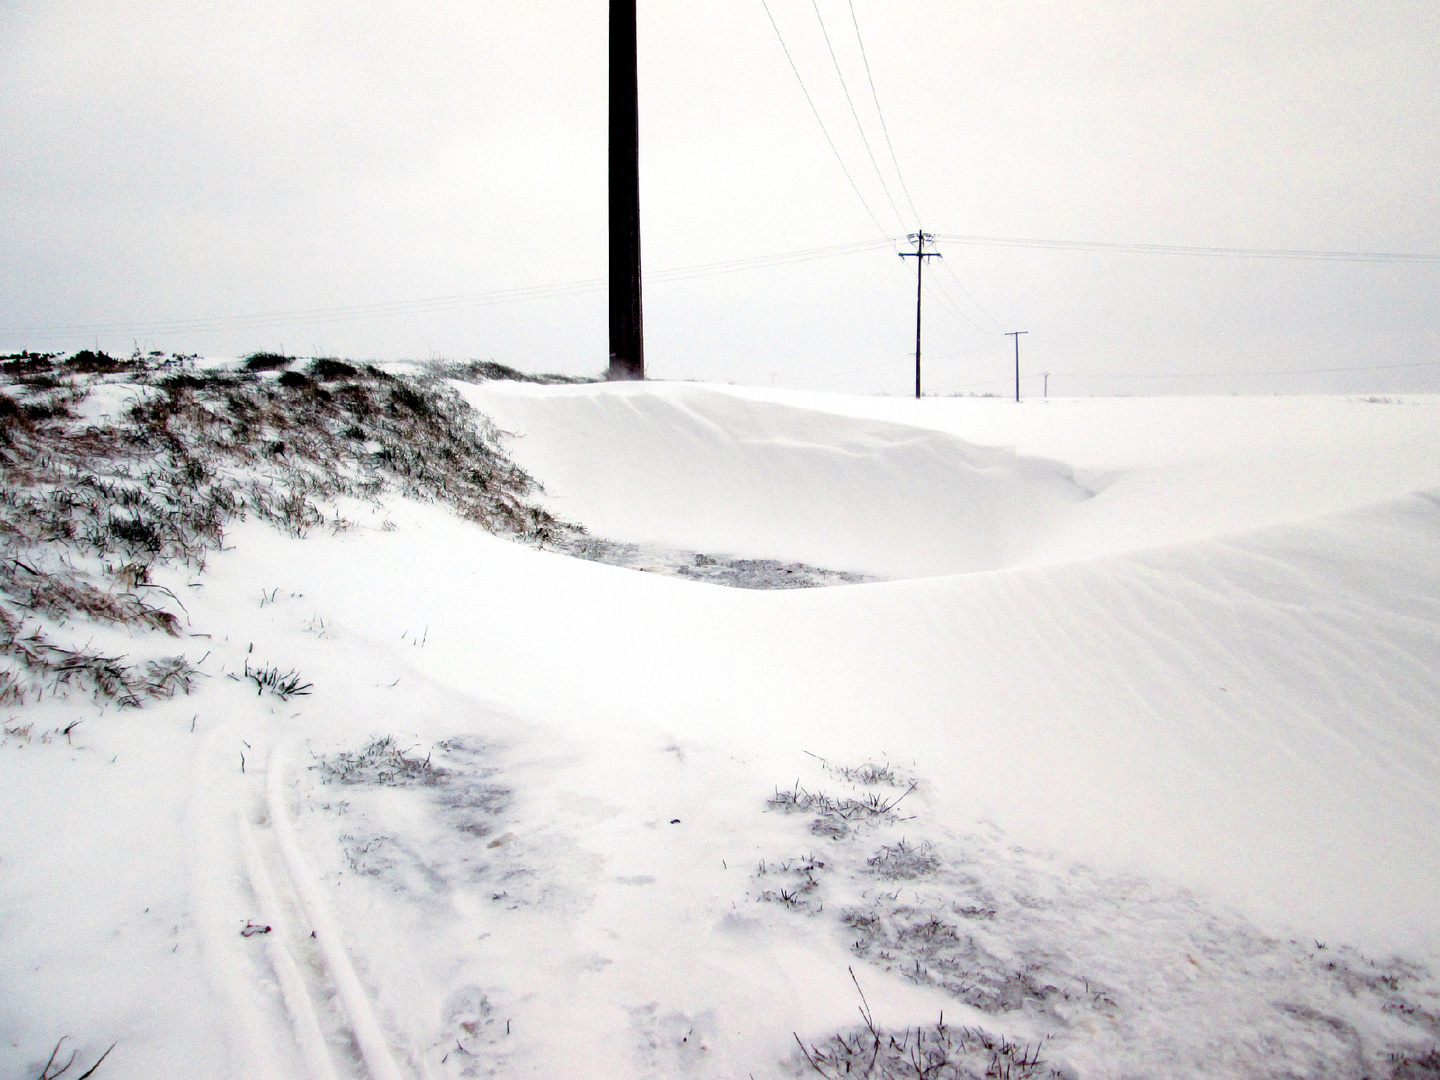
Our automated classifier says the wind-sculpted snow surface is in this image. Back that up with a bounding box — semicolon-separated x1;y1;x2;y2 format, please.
3;380;1440;1078
764;760;1440;1079
455;380;1092;579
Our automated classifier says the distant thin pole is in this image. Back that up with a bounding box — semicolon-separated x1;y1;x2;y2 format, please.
609;0;644;380
899;232;940;398
1006;331;1028;402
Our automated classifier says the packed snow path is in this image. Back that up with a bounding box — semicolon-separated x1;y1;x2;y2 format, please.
3;385;1440;1078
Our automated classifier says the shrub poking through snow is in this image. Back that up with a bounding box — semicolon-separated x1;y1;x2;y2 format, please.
434;358;597;385
308;358;357;381
241;351;291;371
0;353;566;706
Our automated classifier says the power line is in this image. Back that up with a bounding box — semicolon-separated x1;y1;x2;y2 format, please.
1051;357;1440;379
922;270;1004;335
14;223;1431;342
816;8;1010;345
758;0;891;238
936;234;1440;264
785;358;896;382
808;0;906;232
925;356;1440;395
0;280;608;339
919;279;972;323
651;238;893;282
934;259;1007;333
844;0;922;228
0;239;896;340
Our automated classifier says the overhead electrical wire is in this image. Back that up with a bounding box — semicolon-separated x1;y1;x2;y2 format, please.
650;237;892;282
931;260;1008;334
14;214;1431;343
936;233;1440;264
0;239;896;340
826;4;1007;334
808;0;907;233
758;0;892;238
1048;356;1440;379
843;0;921;229
785;358;897;382
920;355;1440;397
748;8;1435;389
921;280;995;336
942;274;1005;331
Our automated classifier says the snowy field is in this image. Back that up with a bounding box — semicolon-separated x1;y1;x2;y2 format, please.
3;366;1440;1079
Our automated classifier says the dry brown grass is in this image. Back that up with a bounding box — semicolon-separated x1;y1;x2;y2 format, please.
0;351;567;706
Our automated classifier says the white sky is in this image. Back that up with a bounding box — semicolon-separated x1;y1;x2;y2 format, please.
1;0;1437;395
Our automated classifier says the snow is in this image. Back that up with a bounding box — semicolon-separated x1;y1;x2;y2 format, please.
4;383;1440;1079
454;380;1091;578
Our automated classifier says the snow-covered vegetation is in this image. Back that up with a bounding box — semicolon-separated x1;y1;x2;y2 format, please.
3;352;1440;1079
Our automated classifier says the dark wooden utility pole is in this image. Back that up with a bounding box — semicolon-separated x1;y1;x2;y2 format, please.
899;231;939;398
1006;331;1028;402
609;0;644;380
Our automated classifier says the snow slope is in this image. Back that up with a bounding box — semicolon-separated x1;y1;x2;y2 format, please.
4;383;1440;1079
703;387;1440;566
456;381;1090;578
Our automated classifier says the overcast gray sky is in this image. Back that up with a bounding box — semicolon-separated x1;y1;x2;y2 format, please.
2;1;1437;395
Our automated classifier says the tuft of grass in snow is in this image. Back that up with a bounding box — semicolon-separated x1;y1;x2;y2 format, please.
795;972;1058;1080
30;1037;115;1080
805;752;913;788
309;358;358;380
314;736;439;787
867;838;941;880
769;779;917;838
235;658;312;700
755;853;828;909
557;536;877;589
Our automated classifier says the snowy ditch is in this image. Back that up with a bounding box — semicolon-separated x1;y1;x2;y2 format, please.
6;357;1440;1079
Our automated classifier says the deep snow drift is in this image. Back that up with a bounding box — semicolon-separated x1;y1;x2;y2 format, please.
3;372;1440;1080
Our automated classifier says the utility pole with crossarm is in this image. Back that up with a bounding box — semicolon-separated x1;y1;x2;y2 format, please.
899;231;940;399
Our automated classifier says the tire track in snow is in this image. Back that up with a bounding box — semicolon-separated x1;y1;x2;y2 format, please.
191;720;289;1076
267;741;406;1080
195;717;408;1080
237;801;340;1080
